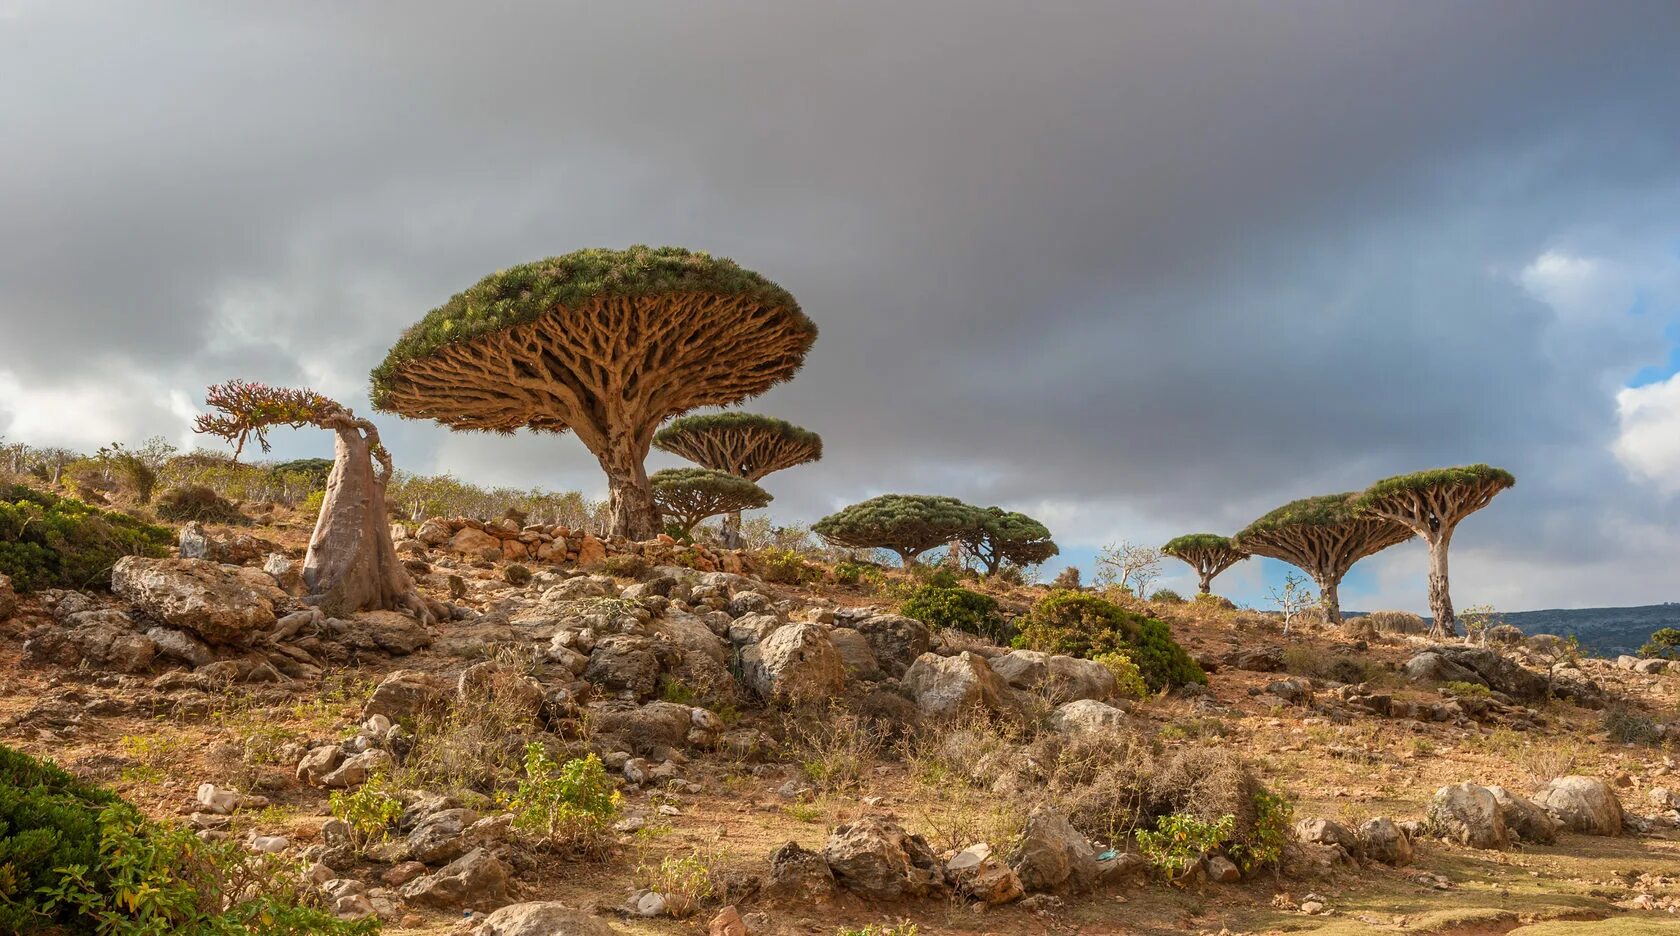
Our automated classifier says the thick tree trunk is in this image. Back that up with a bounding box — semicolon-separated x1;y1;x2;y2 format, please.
1426;530;1455;639
302;424;429;622
1317;577;1341;626
1197;572;1213;594
721;509;744;548
599;435;658;541
896;549;918;569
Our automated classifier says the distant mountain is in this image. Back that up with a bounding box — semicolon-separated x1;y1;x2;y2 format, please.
1485;604;1680;658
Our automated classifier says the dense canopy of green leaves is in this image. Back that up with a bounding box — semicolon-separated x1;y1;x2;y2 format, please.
649;467;771;534
1353;464;1515;508
0;485;171;592
1162;533;1238;555
654;412;822;455
960;507;1059;573
1013;592;1206;690
1237;493;1363;537
370;246;813;406
812;494;983;565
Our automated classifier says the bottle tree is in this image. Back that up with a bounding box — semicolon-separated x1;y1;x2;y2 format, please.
649;467;772;537
1161;533;1247;595
653;412;820;546
1235;493;1413;630
370;247;816;540
1352;465;1514;639
813;494;983;568
194;380;434;622
960;507;1059;576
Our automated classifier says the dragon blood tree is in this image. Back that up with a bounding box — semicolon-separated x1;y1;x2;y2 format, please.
960;507;1059;576
1161;533;1247;595
813;494;983;568
653;412;821;545
1353;464;1514;639
370;247;816;540
1234;493;1413;630
194;380;433;622
650;467;772;537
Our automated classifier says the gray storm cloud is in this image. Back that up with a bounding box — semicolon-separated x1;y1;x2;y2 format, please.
2;1;1679;610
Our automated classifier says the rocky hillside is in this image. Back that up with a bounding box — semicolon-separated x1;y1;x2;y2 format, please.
2;508;1680;935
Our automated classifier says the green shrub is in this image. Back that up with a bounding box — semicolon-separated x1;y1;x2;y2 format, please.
1013;592;1205;691
0;484;171;592
299;489;326;517
1149;588;1186;604
899;584;1009;643
156;484;244;523
507;746;619;855
1192;592;1237;610
757;547;820;585
1134;812;1232;882
1441;680;1491;698
327;774;403;849
1639;627;1680;660
838;925;919;936
1;743;371;935
594;553;649;579
1092;651;1149;700
833;561;865;585
1228;787;1293;872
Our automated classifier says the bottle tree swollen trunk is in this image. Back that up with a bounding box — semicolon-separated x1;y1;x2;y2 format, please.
721;510;745;549
302;415;432;623
1316;577;1341;627
1426;529;1455;639
1197;572;1214;594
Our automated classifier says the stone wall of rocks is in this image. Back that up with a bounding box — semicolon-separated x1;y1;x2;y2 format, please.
396;516;749;574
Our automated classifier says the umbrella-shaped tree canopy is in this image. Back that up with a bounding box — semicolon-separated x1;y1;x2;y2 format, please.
1162;533;1247;594
653;412;822;481
1236;493;1413;628
371;246;816;539
650;467;772;536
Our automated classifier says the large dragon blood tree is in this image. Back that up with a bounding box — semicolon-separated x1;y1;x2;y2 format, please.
194;380;434;622
370;247;817;541
1162;533;1247;595
1353;464;1514;639
813;494;983;568
1235;493;1413;631
653;411;820;546
649;467;772;536
960;507;1059;576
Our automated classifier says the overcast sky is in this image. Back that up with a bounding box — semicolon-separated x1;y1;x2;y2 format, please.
4;2;1680;612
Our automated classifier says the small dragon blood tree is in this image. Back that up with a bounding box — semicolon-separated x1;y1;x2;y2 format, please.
1353;464;1514;639
649;467;772;536
370;247;817;540
653;412;821;546
1235;493;1413;630
960;507;1059;576
1162;533;1247;594
813;494;983;568
194;380;433;622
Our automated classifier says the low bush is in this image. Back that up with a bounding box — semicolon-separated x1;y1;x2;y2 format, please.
1049;566;1082;590
0;484;171;591
1192;592;1237;610
899;584;1009;643
1149;588;1186;604
156;484;244;523
594;553;650;579
328;774;403;850
1092;651;1149;700
1282;645;1380;685
757;547;820;585
832;560;866;585
1363;609;1427;635
1602;706;1661;745
1639;627;1680;660
633;851;715;919
1135;812;1232;882
1012;592;1205;691
1;743;370;935
507;745;619;856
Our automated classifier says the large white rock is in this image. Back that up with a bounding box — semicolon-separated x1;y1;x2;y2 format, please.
471;901;618;936
739;622;845;704
1048;699;1128;736
1534;776;1623;836
1426;782;1508;849
112;556;286;646
903;651;1011;719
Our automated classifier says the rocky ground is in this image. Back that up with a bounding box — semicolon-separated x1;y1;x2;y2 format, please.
2;510;1679;936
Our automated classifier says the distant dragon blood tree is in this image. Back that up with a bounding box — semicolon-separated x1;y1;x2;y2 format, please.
370;247;817;540
653;412;821;545
1235;493;1413;630
649;467;771;537
813;494;982;568
1353;464;1514;639
961;507;1059;576
1161;533;1247;595
195;380;433;622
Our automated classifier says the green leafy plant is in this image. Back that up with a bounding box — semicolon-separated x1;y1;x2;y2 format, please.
1227;787;1293;872
327;774;403;850
812;494;984;568
837;924;919;936
508;746;620;855
1639;627;1680;660
1092;651;1149;700
1441;680;1491;698
1012;592;1206;690
1134;812;1234;883
156;484;245;523
757;547;820;584
633;851;715;919
0;484;172;591
1149;588;1186;604
833;560;866;585
899;584;1008;643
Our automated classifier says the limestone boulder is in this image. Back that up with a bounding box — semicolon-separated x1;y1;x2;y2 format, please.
1426;782;1507;849
739;623;845;705
822;815;944;900
112;556;285;646
1534;776;1623;836
903;651;1011;719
